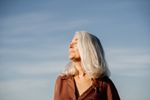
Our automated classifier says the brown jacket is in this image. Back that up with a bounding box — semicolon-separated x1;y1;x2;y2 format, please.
54;75;120;100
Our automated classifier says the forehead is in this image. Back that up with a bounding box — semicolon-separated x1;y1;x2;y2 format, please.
72;33;79;41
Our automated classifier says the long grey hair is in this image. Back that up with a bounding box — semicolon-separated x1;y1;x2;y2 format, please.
61;31;110;79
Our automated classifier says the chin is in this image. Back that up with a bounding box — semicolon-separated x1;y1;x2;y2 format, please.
69;56;74;60
69;56;76;61
69;57;75;60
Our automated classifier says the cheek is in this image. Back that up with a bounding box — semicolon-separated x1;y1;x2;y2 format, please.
75;50;80;57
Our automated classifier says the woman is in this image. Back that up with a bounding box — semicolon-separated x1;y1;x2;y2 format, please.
54;31;120;100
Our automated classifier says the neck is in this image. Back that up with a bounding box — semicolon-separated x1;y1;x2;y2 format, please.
73;61;84;76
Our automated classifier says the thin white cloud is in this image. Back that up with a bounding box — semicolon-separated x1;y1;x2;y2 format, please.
0;60;67;80
105;47;150;77
16;63;66;75
1;11;92;36
0;79;51;100
1;47;149;79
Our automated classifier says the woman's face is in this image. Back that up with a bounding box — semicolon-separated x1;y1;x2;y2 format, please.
69;34;80;61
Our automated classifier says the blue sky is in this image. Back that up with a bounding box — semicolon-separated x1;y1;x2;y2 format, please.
0;0;150;100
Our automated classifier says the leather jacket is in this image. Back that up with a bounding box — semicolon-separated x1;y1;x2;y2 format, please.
54;75;120;100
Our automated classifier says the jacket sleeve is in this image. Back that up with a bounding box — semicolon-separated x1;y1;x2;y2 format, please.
54;76;62;100
106;79;120;100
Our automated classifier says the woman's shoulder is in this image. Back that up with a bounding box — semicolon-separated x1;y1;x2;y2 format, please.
55;75;74;88
96;76;113;82
56;74;73;81
95;76;115;87
96;76;119;91
96;76;120;100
